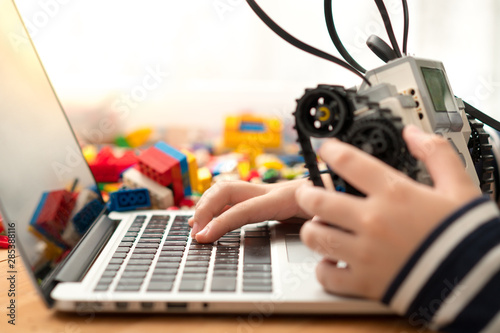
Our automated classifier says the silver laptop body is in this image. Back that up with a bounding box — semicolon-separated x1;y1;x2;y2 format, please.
0;0;389;314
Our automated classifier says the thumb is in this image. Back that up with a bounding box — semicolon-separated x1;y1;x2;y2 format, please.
403;125;477;193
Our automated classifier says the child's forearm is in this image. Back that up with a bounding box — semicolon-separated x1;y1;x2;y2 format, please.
382;196;500;333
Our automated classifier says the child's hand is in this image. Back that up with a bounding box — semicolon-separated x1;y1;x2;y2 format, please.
297;125;482;300
189;179;312;242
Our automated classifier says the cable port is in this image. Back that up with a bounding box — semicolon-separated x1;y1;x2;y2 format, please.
116;302;128;310
141;302;154;310
166;302;188;311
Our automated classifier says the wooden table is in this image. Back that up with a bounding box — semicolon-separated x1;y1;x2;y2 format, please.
0;251;434;333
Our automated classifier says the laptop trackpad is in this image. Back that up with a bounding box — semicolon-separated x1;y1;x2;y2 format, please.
285;234;319;263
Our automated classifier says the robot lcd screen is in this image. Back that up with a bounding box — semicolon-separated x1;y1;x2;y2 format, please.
421;67;455;112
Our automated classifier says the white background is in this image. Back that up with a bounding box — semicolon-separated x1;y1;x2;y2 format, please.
14;0;500;140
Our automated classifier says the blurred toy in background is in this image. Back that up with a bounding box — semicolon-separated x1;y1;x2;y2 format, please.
0;212;4;235
76;114;307;210
137;143;184;205
87;146;138;183
29;189;77;249
108;188;151;212
223;113;282;165
65;188;104;244
114;127;153;148
122;168;174;209
155;142;192;196
196;167;213;194
0;213;6;249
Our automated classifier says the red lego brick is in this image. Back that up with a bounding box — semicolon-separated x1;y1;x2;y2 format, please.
35;190;76;244
138;147;179;186
137;146;185;205
89;146;138;183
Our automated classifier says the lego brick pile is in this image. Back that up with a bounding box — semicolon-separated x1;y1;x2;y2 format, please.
83;115;307;213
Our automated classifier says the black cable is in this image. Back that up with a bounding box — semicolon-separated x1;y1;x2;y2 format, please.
373;0;402;58
402;0;409;55
463;101;500;132
324;0;366;73
245;0;371;86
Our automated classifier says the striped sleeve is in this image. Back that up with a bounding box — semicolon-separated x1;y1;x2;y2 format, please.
381;195;500;333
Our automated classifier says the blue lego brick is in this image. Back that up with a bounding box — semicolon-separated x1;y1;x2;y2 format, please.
154;141;188;174
182;172;192;196
108;188;151;212
29;192;49;226
72;199;105;235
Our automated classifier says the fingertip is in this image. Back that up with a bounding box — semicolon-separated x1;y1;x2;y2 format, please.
195;223;213;243
190;222;199;238
318;137;342;157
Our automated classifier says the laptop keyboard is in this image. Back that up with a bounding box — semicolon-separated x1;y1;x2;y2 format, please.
94;214;272;293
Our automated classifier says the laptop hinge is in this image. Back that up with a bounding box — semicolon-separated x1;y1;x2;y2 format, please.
54;214;116;283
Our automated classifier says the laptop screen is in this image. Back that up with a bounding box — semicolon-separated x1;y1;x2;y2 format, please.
0;0;104;298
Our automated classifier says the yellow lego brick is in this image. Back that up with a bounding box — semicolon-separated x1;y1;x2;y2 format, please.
182;149;199;194
223;114;282;150
82;145;97;163
197;167;212;194
125;127;153;148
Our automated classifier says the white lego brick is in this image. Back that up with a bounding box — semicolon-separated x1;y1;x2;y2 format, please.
122;168;174;209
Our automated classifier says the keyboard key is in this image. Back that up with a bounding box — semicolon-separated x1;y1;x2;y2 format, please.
161;246;186;252
184;261;209;267
213;264;238;271
115;247;131;253
243;237;271;264
181;273;207;280
124;265;149;271
244;278;272;285
217;242;240;247
101;270;118;277
214;258;239;264
105;264;122;271
159;251;184;257
213;270;237;277
130;253;156;260
147;281;173;292
133;248;158;254
243;272;272;279
156;262;181;269
109;258;125;265
243;284;272;292
97;277;114;284
153;268;179;275
183;266;208;274
163;241;187;247
243;264;272;272
156;256;182;263
112;252;128;259
188;250;212;255
121;271;147;278
137;239;162;244
150;274;176;282
135;243;160;248
179;280;205;292
127;259;153;265
94;284;110;291
166;236;188;241
186;255;211;262
118;278;145;284
211;277;237;292
115;285;142;292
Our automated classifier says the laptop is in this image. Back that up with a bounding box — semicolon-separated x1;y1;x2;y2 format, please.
0;0;390;314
